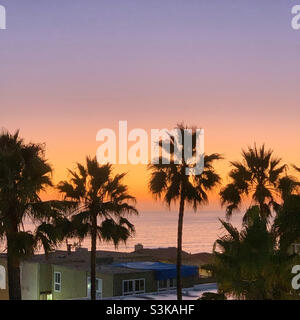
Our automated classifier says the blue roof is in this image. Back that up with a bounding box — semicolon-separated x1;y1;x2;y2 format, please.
114;262;198;280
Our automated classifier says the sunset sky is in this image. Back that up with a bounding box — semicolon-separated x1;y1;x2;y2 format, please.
1;1;300;211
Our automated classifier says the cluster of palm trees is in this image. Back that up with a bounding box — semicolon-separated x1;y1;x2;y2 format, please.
204;146;300;299
0;130;138;300
207;204;300;300
1;126;300;300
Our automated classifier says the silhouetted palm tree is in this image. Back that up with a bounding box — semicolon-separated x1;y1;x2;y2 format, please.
220;144;299;220
0;130;70;300
58;158;138;300
273;195;300;252
148;124;222;300
205;206;298;300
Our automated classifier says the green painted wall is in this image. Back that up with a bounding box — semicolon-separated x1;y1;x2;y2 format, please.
97;272;113;298
52;265;87;300
39;263;52;294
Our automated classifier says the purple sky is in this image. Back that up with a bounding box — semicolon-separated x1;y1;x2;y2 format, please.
1;1;300;209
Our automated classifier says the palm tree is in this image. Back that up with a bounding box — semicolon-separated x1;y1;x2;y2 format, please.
148;124;222;300
273;194;300;252
58;157;138;300
220;144;298;220
204;206;298;300
0;130;70;300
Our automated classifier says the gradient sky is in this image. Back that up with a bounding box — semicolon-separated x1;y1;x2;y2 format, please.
1;1;300;211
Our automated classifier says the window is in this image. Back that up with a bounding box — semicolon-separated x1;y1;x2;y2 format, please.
123;280;134;295
135;279;145;293
158;278;177;291
46;293;53;300
123;279;145;296
169;278;177;289
54;272;61;292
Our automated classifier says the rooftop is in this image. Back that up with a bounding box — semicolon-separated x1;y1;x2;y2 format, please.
27;250;152;274
2;247;213;275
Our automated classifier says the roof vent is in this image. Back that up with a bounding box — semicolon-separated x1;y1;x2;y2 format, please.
134;243;144;252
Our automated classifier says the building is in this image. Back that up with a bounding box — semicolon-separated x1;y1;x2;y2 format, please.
114;261;198;293
0;249;199;300
0;254;87;300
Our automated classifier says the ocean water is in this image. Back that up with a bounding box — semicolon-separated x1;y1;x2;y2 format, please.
71;210;244;254
0;211;244;254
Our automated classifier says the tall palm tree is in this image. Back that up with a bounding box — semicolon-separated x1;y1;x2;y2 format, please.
220;144;298;220
148;124;222;300
58;157;138;300
0;130;70;300
205;206;298;300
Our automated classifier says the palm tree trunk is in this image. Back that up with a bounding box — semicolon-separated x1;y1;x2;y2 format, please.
6;229;22;300
90;212;97;300
176;194;185;300
259;200;268;221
